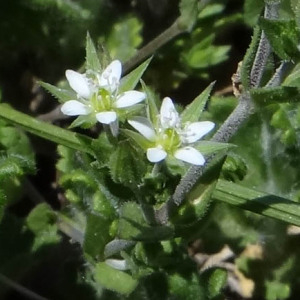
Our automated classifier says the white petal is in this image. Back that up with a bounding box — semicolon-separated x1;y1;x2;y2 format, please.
115;91;146;108
99;60;122;92
181;121;215;143
65;70;91;98
61;100;90;116
160;97;179;129
147;147;167;163
105;259;129;271
128;117;156;141
96;111;117;124
174;147;205;165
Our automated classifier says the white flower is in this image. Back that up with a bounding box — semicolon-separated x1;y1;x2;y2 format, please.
61;60;146;130
128;97;214;165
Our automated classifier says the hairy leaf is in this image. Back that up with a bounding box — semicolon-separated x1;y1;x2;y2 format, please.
94;262;138;295
85;32;101;72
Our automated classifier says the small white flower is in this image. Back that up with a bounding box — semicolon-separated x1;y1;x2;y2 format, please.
61;60;146;132
128;97;214;165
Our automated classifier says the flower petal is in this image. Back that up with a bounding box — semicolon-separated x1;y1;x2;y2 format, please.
128;117;156;141
174;147;205;165
181;121;215;143
65;70;91;98
96;111;117;124
99;60;122;92
160;97;179;129
147;147;167;163
61;100;90;116
115;91;146;108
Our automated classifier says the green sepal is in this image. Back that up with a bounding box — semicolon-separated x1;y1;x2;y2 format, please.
39;81;75;103
83;213;112;261
141;80;159;125
118;202;174;241
85;32;102;73
178;0;199;31
259;18;300;61
195;141;235;156
109;141;146;187
251;86;300;106
94;262;138;295
69;114;97;129
122;129;153;150
181;82;215;123
119;57;152;93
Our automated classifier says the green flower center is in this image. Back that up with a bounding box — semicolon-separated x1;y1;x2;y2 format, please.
157;128;181;153
90;88;113;112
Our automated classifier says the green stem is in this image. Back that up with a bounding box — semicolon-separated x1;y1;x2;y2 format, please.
0;104;94;155
212;179;300;227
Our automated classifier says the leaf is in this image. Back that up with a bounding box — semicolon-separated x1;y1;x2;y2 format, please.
118;202;174;241
169;273;206;300
39;81;76;103
251;86;300;106
213;179;300;227
85;32;101;72
206;268;227;299
241;26;261;90
0;104;94;155
259;19;300;61
119;57;152;93
109;141;146;187
26;203;61;251
94;262;138;295
181;82;215;123
178;0;199;31
265;280;291;300
83;213;112;261
283;62;300;87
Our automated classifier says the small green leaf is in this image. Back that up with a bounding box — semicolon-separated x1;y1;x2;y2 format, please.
259;19;300;61
207;268;227;299
26;203;61;251
94;262;138;295
243;0;264;26
181;82;215;123
85;32;101;72
83;213;112;261
119;57;152;93
118;202;174;241
251;86;300;105
39;81;75;103
109;142;146;187
178;0;199;31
